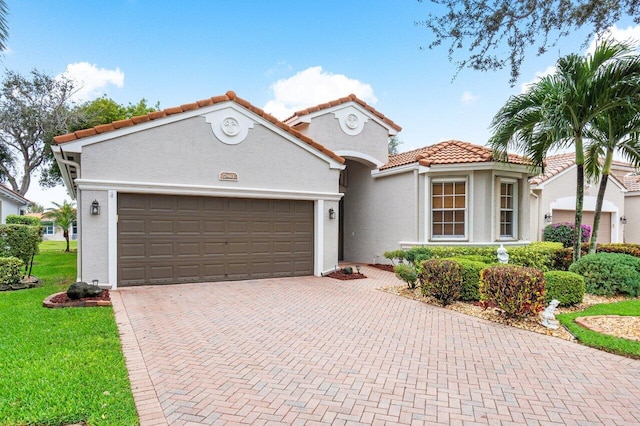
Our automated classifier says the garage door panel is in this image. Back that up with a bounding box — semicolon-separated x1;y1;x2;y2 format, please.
553;210;611;243
118;194;313;286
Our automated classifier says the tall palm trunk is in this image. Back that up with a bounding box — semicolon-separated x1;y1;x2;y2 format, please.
589;148;614;254
573;139;585;262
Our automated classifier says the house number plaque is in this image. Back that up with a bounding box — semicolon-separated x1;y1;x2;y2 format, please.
219;172;238;182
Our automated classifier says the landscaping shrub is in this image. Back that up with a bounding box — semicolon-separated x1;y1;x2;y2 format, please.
554;243;640;270
6;215;41;227
508;242;563;272
479;265;546;318
543;271;585;306
404;247;432;265
426;246;496;262
419;259;462;306
569;252;640;296
542;222;591;248
0;224;42;276
383;249;407;265
453;258;488;301
394;264;418;289
597;243;640;258
0;257;24;286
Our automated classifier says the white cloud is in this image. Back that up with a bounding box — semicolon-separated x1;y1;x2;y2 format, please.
586;25;640;56
460;90;479;105
59;62;125;102
263;66;377;119
520;65;557;93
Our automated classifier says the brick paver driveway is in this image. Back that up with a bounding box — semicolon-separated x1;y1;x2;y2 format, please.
112;266;640;425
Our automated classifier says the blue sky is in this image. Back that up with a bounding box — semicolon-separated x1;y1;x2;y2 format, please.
5;1;639;206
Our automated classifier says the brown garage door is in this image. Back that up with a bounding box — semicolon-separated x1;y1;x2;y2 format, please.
552;210;611;243
117;194;314;286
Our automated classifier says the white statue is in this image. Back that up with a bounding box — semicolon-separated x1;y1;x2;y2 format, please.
541;299;561;330
497;244;509;264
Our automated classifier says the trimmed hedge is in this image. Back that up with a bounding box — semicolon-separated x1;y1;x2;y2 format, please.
508;242;562;272
6;215;41;226
569;252;640;297
480;265;546;318
543;271;585;306
0;257;24;286
555;243;640;270
419;259;462;306
448;258;488;301
0;224;42;275
394;264;418;289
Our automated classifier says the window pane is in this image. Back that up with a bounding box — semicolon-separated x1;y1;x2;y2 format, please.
433;196;443;209
454;223;465;235
443;182;453;194
433;183;443;195
455;195;466;208
455;182;465;194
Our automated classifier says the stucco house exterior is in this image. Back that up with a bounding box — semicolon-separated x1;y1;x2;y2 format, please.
25;212;77;241
0;185;29;223
529;153;635;244
52;92;534;288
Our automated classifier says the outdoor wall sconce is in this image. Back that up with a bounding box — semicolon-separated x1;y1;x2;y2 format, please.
90;200;100;215
329;208;336;220
544;213;552;223
92;279;99;286
621;215;628;224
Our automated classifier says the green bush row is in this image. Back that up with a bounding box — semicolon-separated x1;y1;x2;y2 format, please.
6;214;42;227
0;257;24;286
569;252;640;297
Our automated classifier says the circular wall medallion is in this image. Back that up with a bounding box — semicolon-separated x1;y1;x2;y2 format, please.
221;117;240;136
346;114;359;129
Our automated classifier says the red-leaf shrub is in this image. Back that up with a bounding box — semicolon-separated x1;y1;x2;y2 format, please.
479;265;546;318
419;259;462;306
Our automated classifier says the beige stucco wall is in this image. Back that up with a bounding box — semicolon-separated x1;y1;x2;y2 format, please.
81;117;337;193
531;167;625;242
296;114;390;166
0;198;26;223
342;161;417;263
623;194;640;243
73;113;342;285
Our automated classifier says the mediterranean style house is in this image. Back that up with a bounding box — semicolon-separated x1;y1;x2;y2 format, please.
52;92;535;287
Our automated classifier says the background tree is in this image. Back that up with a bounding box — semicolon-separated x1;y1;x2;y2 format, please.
490;40;640;262
0;69;78;195
585;107;640;253
42;200;76;252
28;202;44;213
418;0;640;84
40;96;159;188
388;136;403;155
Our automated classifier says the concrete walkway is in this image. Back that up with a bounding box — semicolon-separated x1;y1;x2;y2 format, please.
112;266;640;425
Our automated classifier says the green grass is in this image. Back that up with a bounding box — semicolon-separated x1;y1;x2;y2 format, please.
557;299;640;359
0;241;138;425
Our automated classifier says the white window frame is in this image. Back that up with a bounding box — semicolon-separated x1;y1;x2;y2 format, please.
430;177;468;240
43;221;55;235
498;178;518;240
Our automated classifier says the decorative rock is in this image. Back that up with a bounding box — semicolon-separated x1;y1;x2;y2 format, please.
67;282;103;300
541;299;561;330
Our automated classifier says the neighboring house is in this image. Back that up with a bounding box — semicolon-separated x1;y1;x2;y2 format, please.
529;153;634;244
622;173;640;243
26;212;77;241
0;185;29;223
52;92;533;288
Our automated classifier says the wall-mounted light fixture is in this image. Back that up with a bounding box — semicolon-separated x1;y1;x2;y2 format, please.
544;213;552;223
328;208;336;220
621;215;628;224
92;279;99;286
90;200;100;215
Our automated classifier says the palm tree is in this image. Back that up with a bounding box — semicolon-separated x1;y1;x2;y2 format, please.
490;39;640;262
585;107;640;253
43;200;76;252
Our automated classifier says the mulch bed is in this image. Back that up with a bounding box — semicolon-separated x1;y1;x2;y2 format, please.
368;263;394;272
43;290;112;308
324;271;367;280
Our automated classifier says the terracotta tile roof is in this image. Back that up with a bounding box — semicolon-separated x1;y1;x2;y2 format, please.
528;153;576;185
380;140;530;170
286;94;402;132
53;91;345;164
622;173;640;191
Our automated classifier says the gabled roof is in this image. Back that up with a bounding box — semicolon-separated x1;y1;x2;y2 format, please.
528;153;575;185
53;91;345;164
622;173;640;192
0;184;30;205
529;153;635;190
285;94;402;132
380;140;530;170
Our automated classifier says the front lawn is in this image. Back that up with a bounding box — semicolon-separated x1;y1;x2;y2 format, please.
0;242;138;425
557;299;640;359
